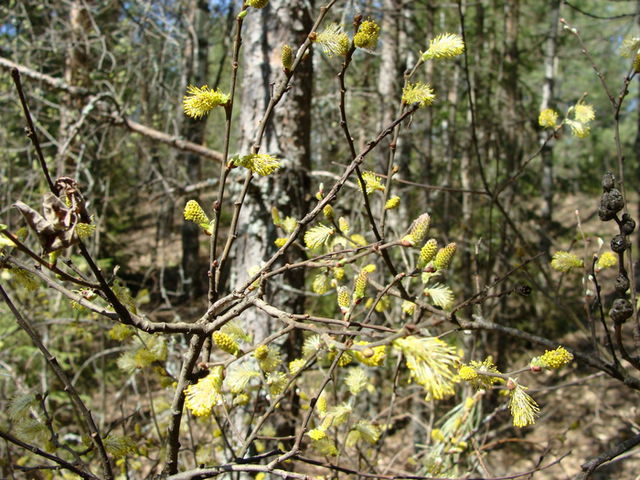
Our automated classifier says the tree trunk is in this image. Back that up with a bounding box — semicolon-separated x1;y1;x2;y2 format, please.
57;1;92;177
502;0;521;175
378;0;412;237
231;0;313;455
233;0;313;339
539;0;561;255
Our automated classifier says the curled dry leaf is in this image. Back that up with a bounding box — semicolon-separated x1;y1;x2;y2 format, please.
14;178;92;253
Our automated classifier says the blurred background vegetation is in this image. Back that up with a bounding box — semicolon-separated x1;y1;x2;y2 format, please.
2;0;640;478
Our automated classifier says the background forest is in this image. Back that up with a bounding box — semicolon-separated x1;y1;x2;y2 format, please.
2;0;640;479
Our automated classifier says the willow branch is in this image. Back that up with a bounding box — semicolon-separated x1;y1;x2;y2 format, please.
0;429;98;480
0;283;113;479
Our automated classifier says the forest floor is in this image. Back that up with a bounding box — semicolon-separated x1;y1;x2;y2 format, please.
114;191;640;478
490;190;640;479
489;347;640;479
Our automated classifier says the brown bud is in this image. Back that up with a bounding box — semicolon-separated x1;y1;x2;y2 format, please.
621;213;636;235
611;234;629;253
610;298;633;324
615;274;630;294
602;172;616;191
600;189;624;214
599;206;617;222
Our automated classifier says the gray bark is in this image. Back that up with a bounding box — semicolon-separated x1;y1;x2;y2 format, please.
233;0;313;342
539;0;561;255
57;1;92;177
229;0;314;462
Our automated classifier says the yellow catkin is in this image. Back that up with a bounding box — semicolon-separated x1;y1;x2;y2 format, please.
281;44;293;70
458;365;478;381
352;265;375;302
417;238;438;269
254;345;269;360
402;214;431;246
385;196;400;210
333;267;345;280
354;20;380;50
434;243;456;270
338;352;352;367
183;85;229;119
247;0;269;8
532;346;573;369
337;286;351;313
183;200;209;224
353;343;386;367
402;82;435;108
323;205;334;222
213;332;239;356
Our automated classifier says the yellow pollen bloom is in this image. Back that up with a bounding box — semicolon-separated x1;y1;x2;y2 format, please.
596;251;618;270
402;82;436;108
308;428;327;440
507;379;539;428
530;346;573;369
213;331;239;356
361;171;385;195
304;224;335;249
550;251;584;272
464;357;502;389
566;120;590;138
183;85;229;119
184;367;224;417
75;222;95;240
573;103;595;123
315;23;350;57
458;365;478;381
385;196;400;210
353;342;386;367
354;20;380;50
422;33;465;60
394;336;460;401
266;371;288;396
431;428;446;442
538;108;558;128
289;358;306;375
233;153;281;176
402;300;416;315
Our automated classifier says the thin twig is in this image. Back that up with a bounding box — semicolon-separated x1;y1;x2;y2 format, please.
11;68;57;194
0;428;98;480
0;283;113;479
